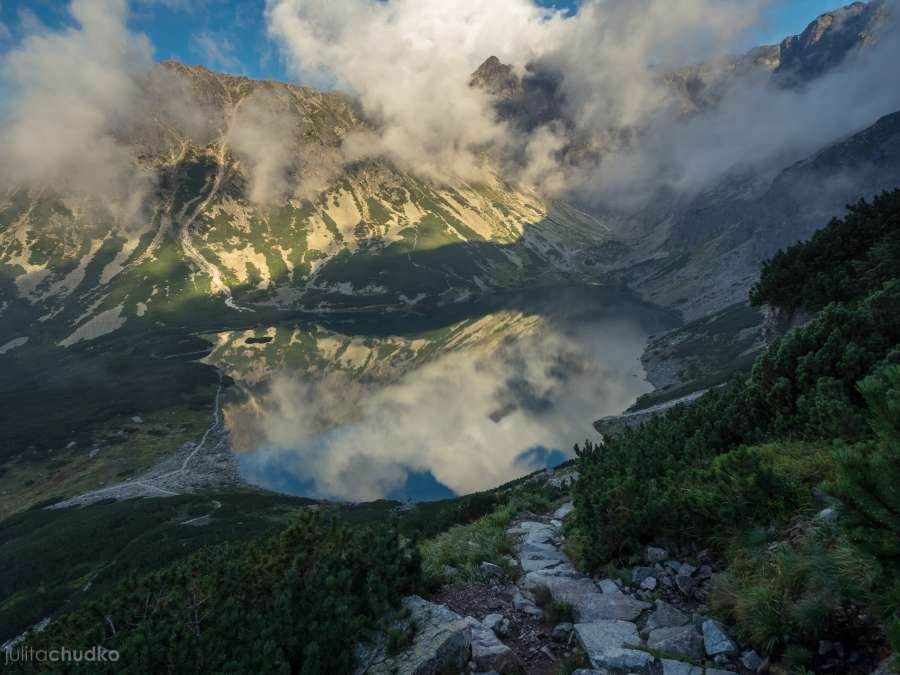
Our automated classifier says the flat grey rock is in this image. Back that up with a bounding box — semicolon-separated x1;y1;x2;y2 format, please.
645;600;689;631
661;659;703;675
575;620;655;673
520;556;567;573
597;578;620;594
524;574;650;621
647;625;703;660
553;502;575;520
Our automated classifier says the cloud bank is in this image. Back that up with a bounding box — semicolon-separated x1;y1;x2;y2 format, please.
267;0;900;207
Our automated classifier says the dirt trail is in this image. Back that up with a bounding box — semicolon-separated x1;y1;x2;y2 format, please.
49;371;240;510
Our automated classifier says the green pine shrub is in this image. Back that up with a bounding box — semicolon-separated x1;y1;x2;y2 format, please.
711;531;844;655
20;511;421;674
828;363;900;649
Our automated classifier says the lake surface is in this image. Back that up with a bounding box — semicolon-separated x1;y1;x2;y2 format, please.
204;286;677;502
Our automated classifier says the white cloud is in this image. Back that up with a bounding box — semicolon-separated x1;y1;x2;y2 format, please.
265;0;900;208
0;0;155;223
266;0;573;182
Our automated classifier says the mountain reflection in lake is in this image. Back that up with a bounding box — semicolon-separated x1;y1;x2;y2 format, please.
203;287;677;502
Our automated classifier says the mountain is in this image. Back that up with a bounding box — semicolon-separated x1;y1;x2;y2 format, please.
2;1;895;352
0;62;612;355
615;108;900;319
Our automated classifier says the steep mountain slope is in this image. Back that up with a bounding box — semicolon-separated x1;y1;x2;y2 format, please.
0;62;611;353
623;108;900;318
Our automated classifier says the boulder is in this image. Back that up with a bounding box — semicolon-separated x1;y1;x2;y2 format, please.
640;576;658;591
575;620;655;673
702;619;737;657
357;596;471;675
572;670;610;675
645;600;689;631
660;659;703;675
464;617;520;674
647;625;704;660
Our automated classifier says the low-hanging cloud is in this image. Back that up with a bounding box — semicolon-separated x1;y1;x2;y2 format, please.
0;0;156;224
266;0;900;208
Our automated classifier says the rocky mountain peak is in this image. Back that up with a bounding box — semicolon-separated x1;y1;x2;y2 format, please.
470;55;523;100
774;0;890;85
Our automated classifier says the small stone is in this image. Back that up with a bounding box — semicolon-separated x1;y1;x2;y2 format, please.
640;576;657;591
702;619;737;656
742;649;764;671
818;507;839;524
632;566;656;584
661;659;703;675
678;563;696;577
597;578;620;594
465;616;521;673
645;546;669;563
513;589;543;619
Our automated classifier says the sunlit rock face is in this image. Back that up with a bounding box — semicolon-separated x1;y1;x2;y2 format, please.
203;288;675;502
0;62;617;353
